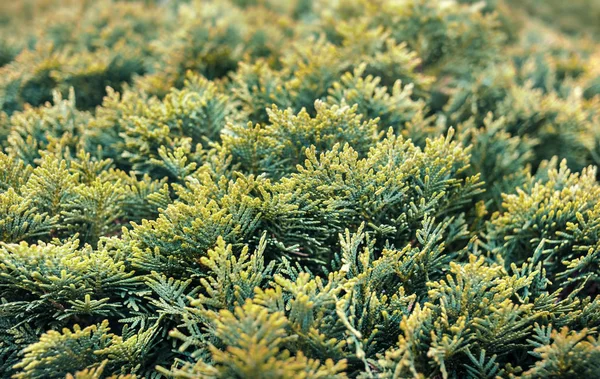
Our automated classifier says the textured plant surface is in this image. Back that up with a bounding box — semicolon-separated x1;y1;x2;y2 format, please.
1;0;600;378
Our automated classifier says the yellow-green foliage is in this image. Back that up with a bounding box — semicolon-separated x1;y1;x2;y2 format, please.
1;0;599;378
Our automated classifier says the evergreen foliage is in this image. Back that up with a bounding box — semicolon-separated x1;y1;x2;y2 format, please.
0;0;599;377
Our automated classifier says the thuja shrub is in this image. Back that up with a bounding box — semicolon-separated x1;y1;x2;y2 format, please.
1;0;599;378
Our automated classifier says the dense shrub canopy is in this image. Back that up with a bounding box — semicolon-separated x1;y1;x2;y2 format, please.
1;0;599;378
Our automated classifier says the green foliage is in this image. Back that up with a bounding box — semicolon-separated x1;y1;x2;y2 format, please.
13;321;113;379
327;63;425;133
120;73;237;178
0;0;599;378
0;188;57;243
166;301;348;378
446;63;600;171
222;101;381;178
457;113;537;209
521;327;600;378
487;160;600;293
